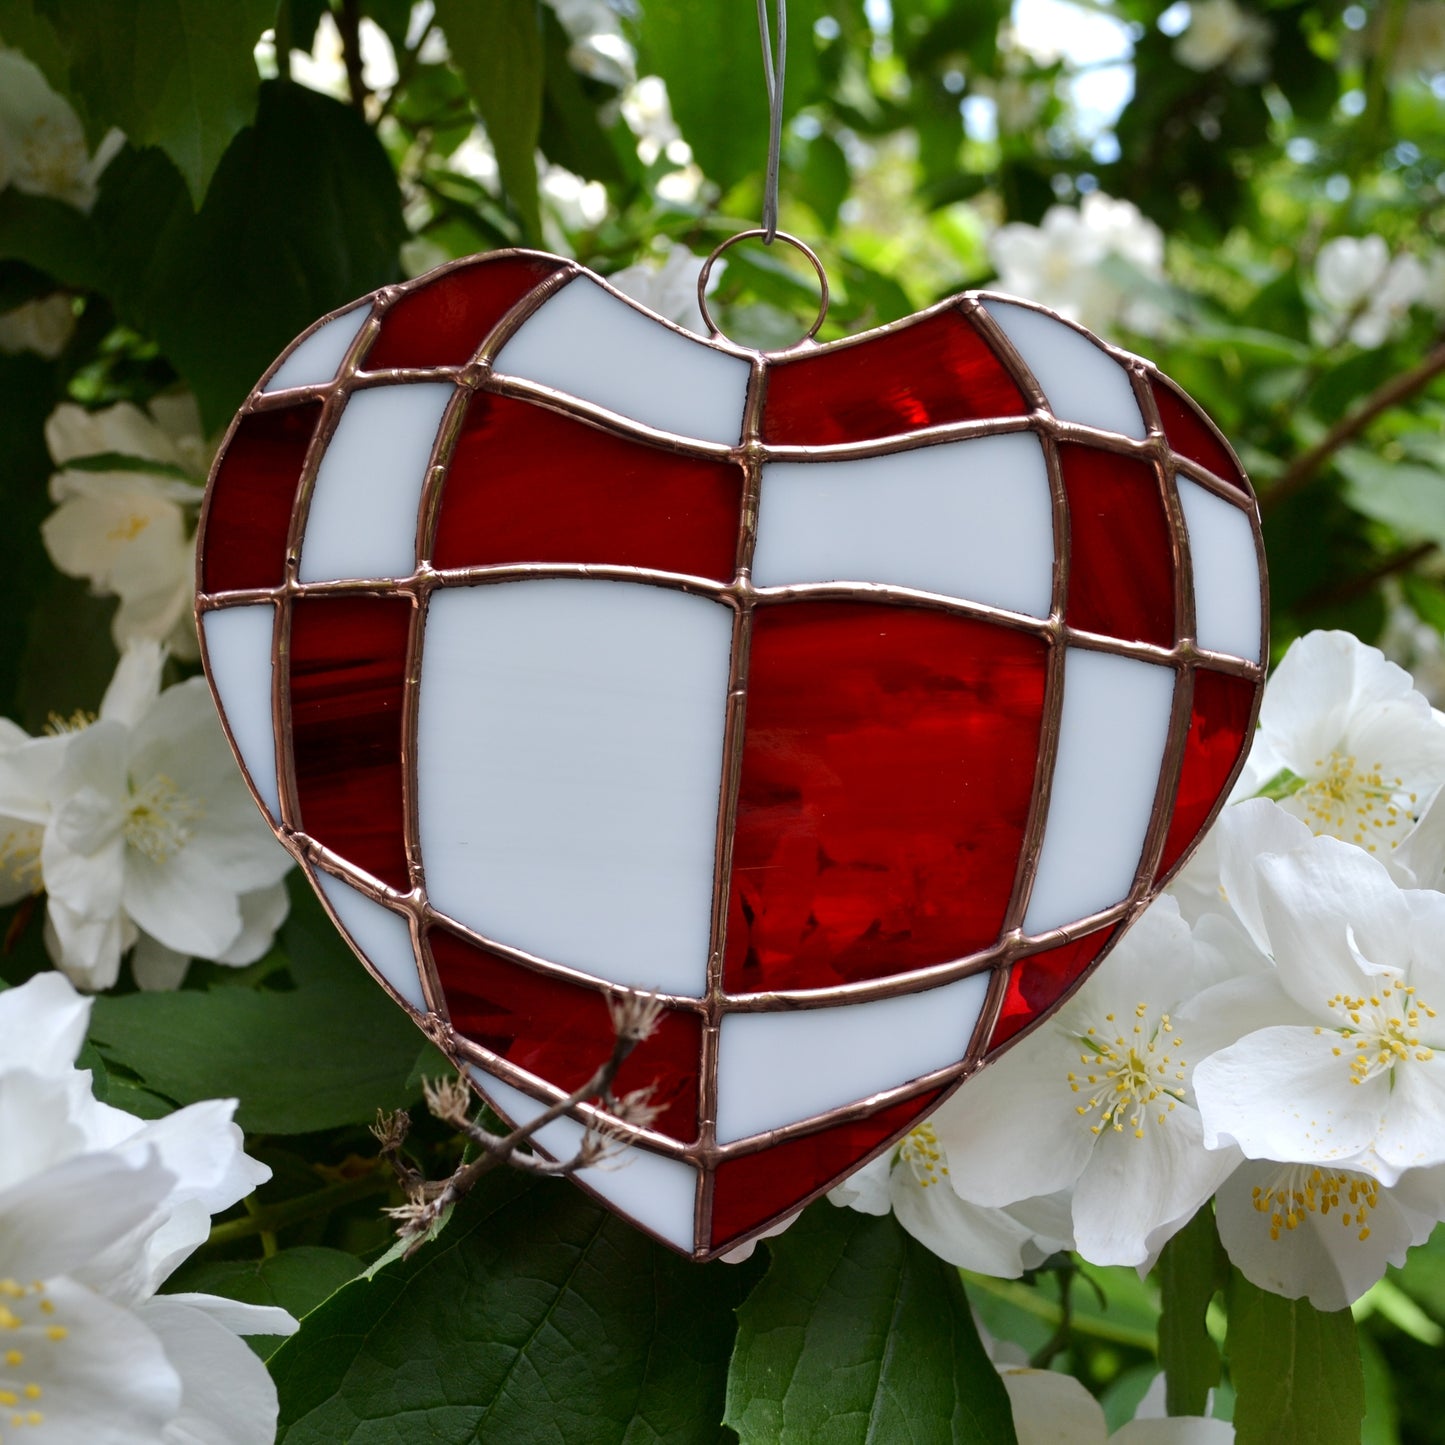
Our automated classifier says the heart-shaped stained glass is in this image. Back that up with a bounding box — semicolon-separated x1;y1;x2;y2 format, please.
195;250;1267;1260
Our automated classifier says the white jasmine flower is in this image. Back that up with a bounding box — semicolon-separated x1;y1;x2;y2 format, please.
988;192;1167;336
1193;832;1445;1185
286;13;397;102
0;293;76;358
0;50;117;211
545;0;636;88
1213;1158;1445;1310
541;163;609;239
608;242;723;334
0;642;292;990
1174;0;1273;82
41;396;208;660
1313;236;1428;349
933;899;1247;1268
0;971;295;1442
1000;1364;1234;1443
1234;630;1445;856
828;1123;1073;1275
620;75;681;166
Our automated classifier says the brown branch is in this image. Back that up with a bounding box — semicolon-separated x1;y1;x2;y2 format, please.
1262;339;1445;516
1296;539;1440;614
385;993;665;1252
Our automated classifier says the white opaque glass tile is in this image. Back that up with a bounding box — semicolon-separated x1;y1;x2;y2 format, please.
264;304;370;393
471;1068;698;1252
983;300;1145;440
1023;649;1177;935
714;970;990;1144
418;579;732;996
491;276;751;446
1177;479;1262;662
297;382;454;583
753;432;1053;617
313;869;426;1013
202;605;280;821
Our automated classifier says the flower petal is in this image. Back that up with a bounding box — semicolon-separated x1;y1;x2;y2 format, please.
135;1297;284;1445
1000;1368;1109;1445
1070;1106;1238;1267
1193;1026;1386;1167
0;971;92;1076
1214;1159;1433;1311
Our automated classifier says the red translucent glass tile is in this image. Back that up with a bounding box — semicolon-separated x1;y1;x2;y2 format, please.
362;255;568;372
201;402;320;594
761;306;1027;446
1156;667;1258;880
710;1088;944;1249
1060;443;1175;648
288;595;412;889
430;926;701;1142
1151;377;1245;492
725;603;1048;993
431;392;744;580
990;928;1116;1050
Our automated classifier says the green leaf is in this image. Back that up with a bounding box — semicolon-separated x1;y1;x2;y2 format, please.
1158;1206;1226;1416
537;7;630;185
271;1170;754;1442
725;1204;1017;1444
435;0;543;242
87;874;429;1134
1335;450;1445;550
33;0;273;205
91;81;403;429
0;0;70;94
1226;1273;1365;1445
794;132;850;232
634;0;774;193
0;189;103;290
169;1246;361;1357
1253;767;1306;802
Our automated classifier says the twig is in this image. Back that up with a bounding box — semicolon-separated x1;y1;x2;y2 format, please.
1262;339;1445;516
386;993;665;1253
1297;540;1440;613
336;0;370;116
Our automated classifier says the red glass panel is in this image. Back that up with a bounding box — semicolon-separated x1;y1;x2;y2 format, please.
726;603;1049;993
430;927;701;1141
1151;377;1245;492
1060;443;1175;648
761;307;1027;446
710;1088;945;1248
288;595;412;889
1156;667;1258;880
432;392;744;580
990;929;1116;1050
201;403;320;594
363;255;567;372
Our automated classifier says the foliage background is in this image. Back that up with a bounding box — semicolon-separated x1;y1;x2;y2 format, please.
1;0;1444;1440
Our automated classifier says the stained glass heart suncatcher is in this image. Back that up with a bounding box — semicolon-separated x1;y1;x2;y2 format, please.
195;249;1267;1261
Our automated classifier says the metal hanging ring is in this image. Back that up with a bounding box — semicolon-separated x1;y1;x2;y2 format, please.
696;228;830;351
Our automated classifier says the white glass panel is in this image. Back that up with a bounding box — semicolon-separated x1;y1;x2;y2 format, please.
1023;649;1177;934
313;870;426;1012
202;605;280;821
983;300;1145;440
491;276;751;446
714;970;990;1144
1177;479;1262;662
264;304;370;393
419;579;731;996
471;1068;698;1252
298;382;454;583
753;432;1053;617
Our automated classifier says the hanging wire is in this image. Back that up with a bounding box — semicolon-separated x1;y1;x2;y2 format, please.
756;0;786;244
